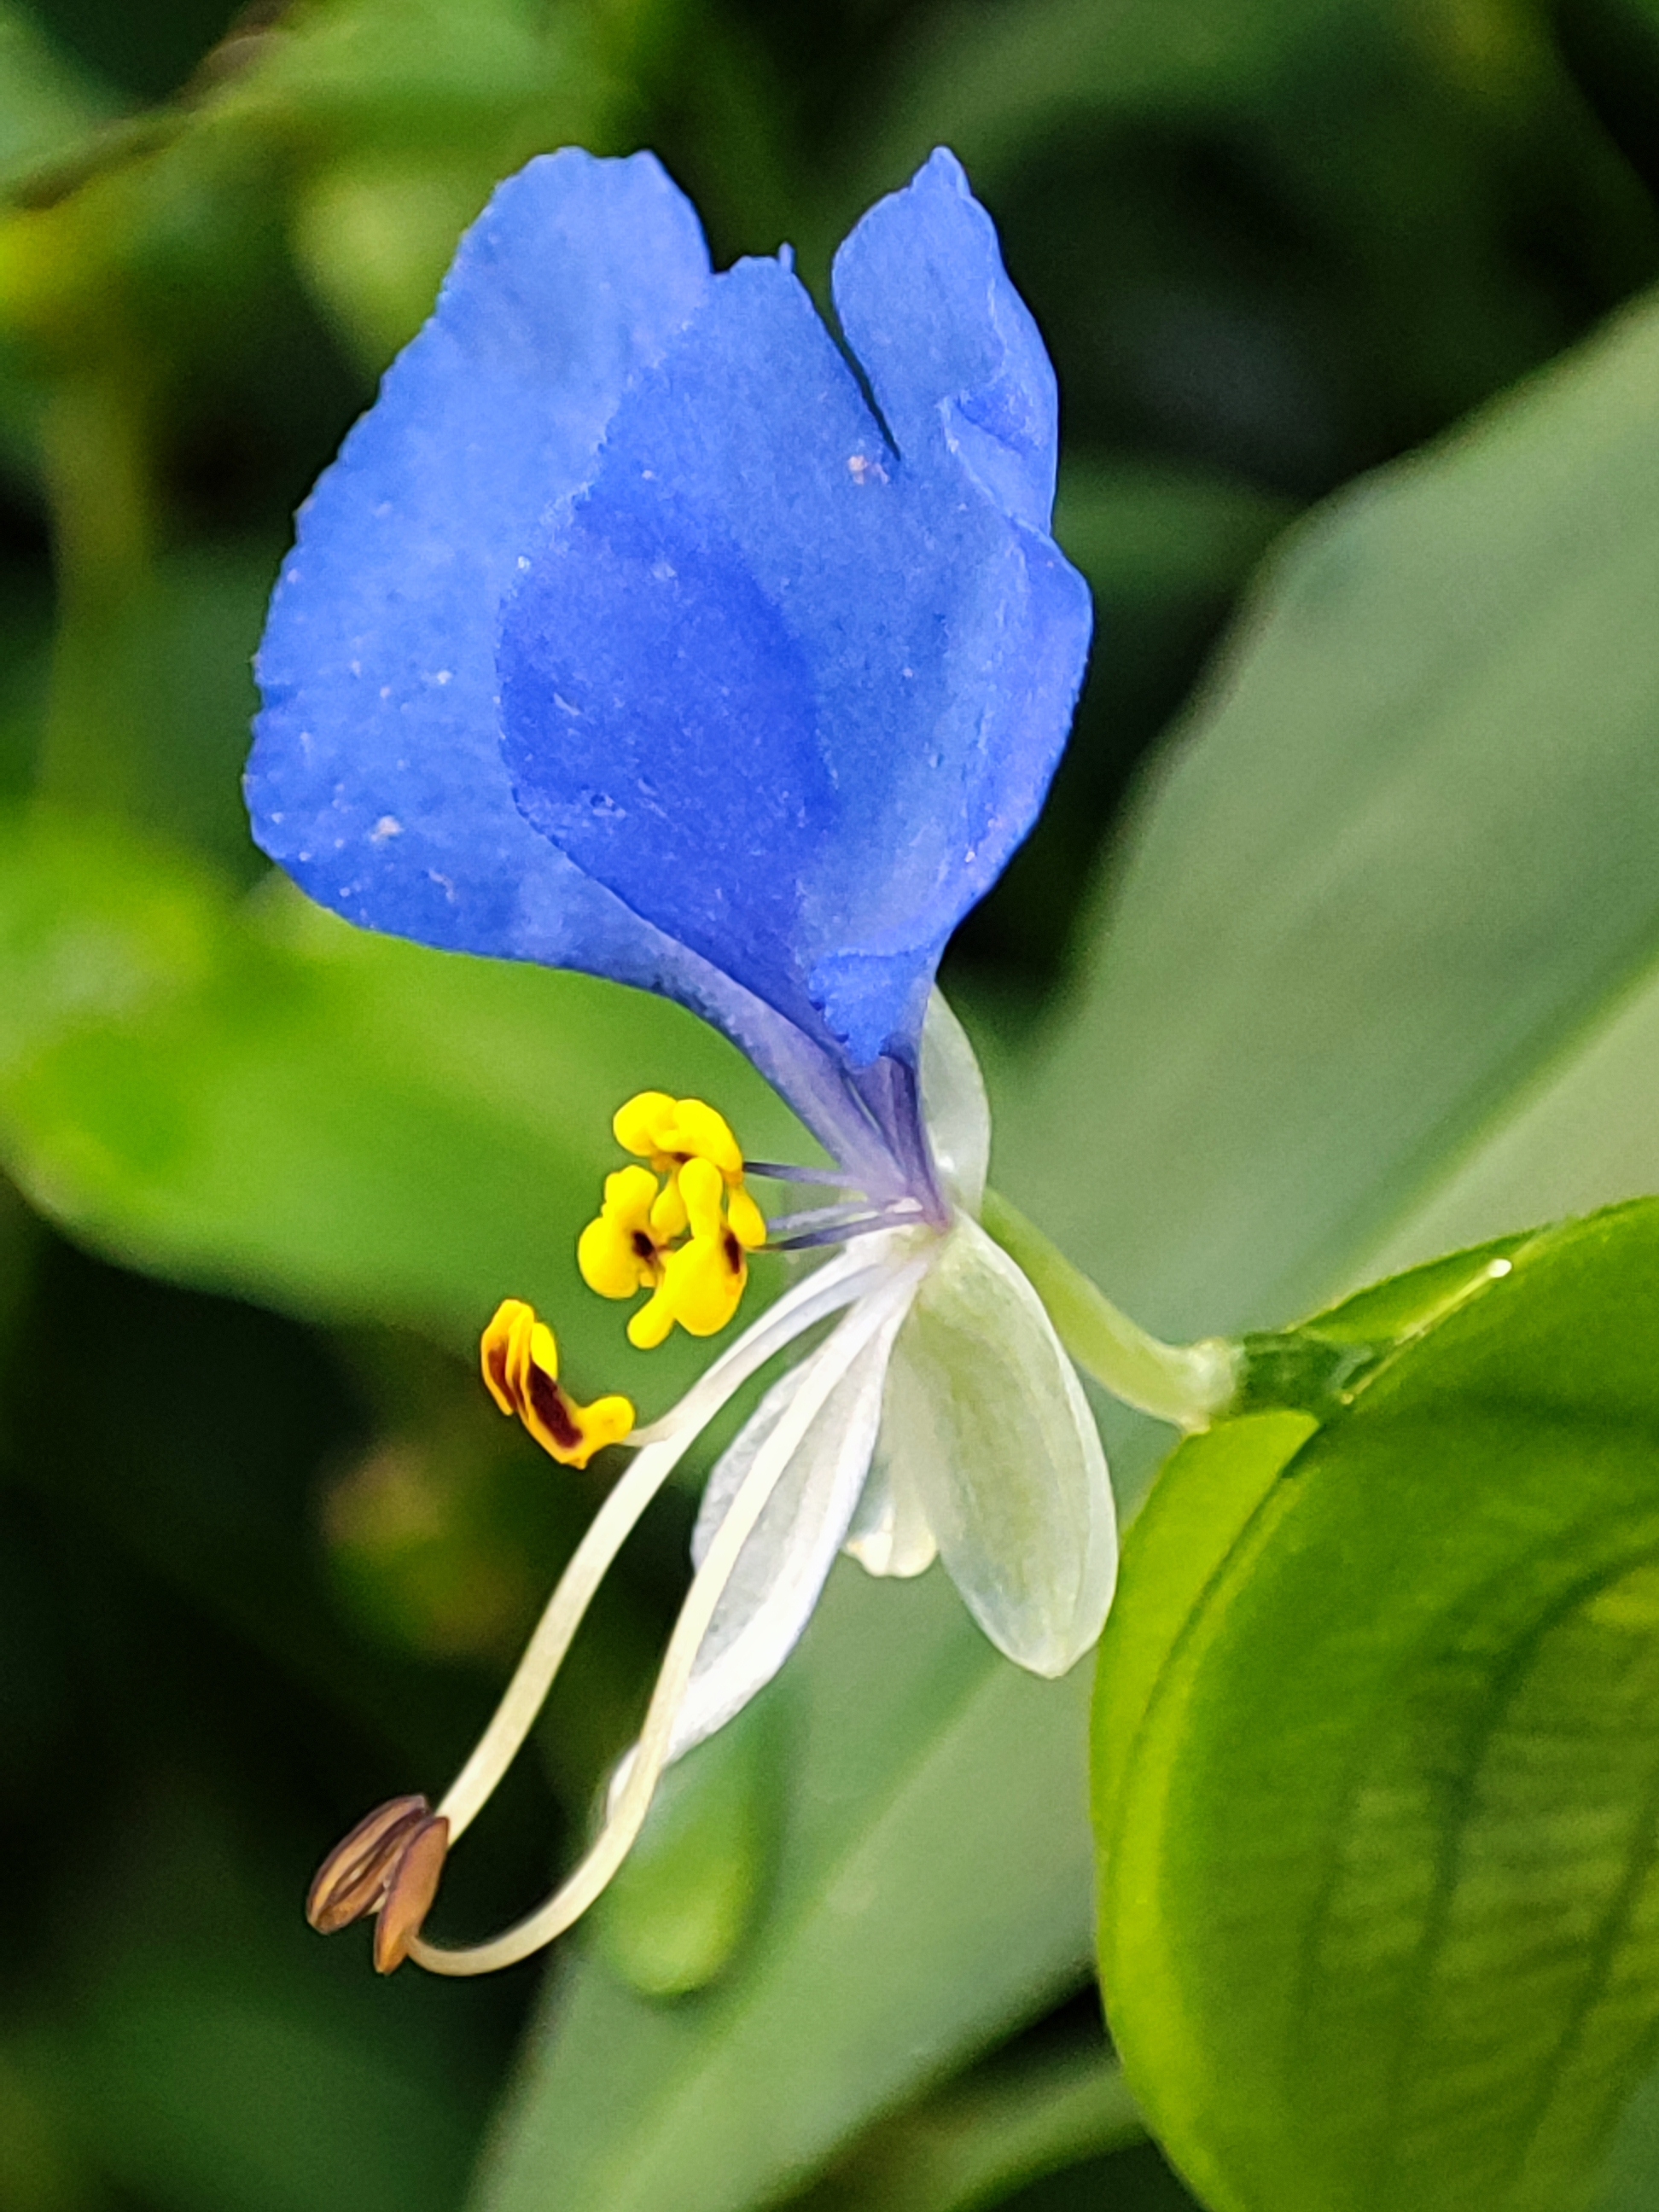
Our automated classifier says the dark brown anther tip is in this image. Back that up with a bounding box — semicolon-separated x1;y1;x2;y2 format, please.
306;1794;431;1935
373;1815;451;1975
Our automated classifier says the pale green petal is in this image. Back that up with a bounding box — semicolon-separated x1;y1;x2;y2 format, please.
673;1292;912;1759
921;989;990;1216
881;1214;1116;1676
842;1442;938;1579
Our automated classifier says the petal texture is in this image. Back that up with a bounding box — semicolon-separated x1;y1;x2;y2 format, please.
919;989;991;1217
247;150;903;1184
842;1448;938;1580
250;150;707;973
672;1288;913;1761
880;1214;1116;1676
832;147;1059;535
498;154;1091;1066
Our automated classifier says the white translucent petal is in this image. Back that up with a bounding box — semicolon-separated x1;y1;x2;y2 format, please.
880;1213;1116;1677
670;1290;914;1761
921;989;990;1216
842;1442;938;1578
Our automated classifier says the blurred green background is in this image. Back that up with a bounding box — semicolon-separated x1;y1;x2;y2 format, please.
3;0;1659;2208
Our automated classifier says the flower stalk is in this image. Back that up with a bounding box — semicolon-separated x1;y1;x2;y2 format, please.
978;1190;1241;1433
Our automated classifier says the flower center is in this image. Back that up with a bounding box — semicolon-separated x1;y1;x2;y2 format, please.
305;1087;939;1975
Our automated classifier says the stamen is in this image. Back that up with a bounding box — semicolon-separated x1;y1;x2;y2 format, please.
407;1259;927;1977
767;1209;924;1255
742;1161;855;1187
585;1096;770;1342
626;1157;758;1349
430;1246;892;1846
765;1196;924;1242
373;1813;451;1974
479;1298;634;1467
306;1792;451;1974
765;1201;886;1238
307;1794;432;1933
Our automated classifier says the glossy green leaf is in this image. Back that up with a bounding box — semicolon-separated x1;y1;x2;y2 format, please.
0;807;795;1400
1096;1200;1659;2212
476;284;1659;2212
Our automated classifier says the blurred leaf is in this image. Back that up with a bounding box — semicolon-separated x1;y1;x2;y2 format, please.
321;1326;670;1804
323;1372;590;1668
0;1170;36;1365
1054;458;1294;607
0;2040;112;2212
0;2;118;195
217;0;638;364
0;808;799;1402
289;153;518;365
475;1562;1097;2212
875;0;1371;167
1096;1200;1659;2211
210;0;626;150
798;2039;1144;2212
37;1780;492;2212
476;286;1659;2210
1016;282;1659;1338
967;457;1296;977
595;1689;784;2000
1593;2054;1659;2209
868;0;1655;516
1554;0;1659;201
39;541;279;874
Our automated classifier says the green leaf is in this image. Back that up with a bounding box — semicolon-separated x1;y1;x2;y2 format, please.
39;544;280;878
870;0;1364;173
0;807;796;1401
593;1689;784;2001
476;285;1659;2212
0;3;117;196
477;1563;1097;2212
1095;1199;1659;2211
797;2040;1145;2212
34;1778;493;2212
1015;282;1659;1338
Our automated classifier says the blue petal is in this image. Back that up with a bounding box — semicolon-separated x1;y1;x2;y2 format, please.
832;147;1060;536
499;159;1092;1066
247;149;917;1185
248;148;715;983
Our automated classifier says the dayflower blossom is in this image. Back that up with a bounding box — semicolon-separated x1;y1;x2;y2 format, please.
251;144;1115;1976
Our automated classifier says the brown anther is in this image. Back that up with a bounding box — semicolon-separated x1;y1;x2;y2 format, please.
306;1794;430;1935
373;1814;451;1975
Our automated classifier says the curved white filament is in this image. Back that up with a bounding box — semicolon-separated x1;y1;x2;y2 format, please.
410;1261;926;1976
434;1244;892;1842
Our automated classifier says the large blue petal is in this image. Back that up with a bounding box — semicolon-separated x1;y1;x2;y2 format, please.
498;155;1091;1065
246;151;916;1184
248;148;720;985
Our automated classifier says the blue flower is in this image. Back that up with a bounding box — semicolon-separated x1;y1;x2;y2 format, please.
254;147;1115;1978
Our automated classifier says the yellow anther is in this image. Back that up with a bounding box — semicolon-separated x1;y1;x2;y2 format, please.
648;1173;689;1243
591;1096;770;1346
725;1182;767;1251
479;1298;634;1469
578;1166;669;1301
614;1092;744;1183
626;1157;751;1348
